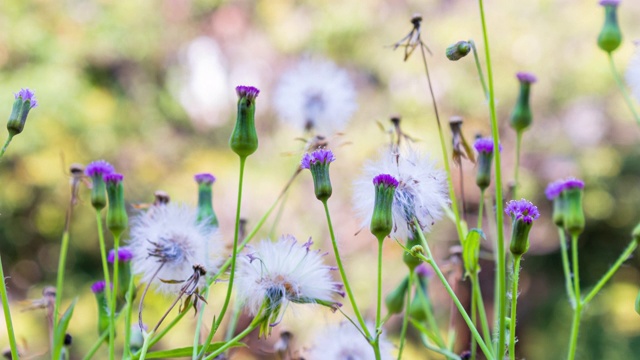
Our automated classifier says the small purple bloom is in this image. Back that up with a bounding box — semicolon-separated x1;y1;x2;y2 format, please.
85;160;115;178
505;199;540;224
15;88;38;108
91;281;106;294
103;173;124;185
415;263;433;278
194;173;216;185
108;247;133;263
516;72;537;84
599;0;620;6
473;137;502;153
562;177;585;191
300;148;336;169
373;174;399;188
545;180;565;200
235;85;260;100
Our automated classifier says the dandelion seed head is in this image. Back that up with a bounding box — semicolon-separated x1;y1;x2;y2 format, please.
505;199;540;225
306;322;394;360
274;58;357;135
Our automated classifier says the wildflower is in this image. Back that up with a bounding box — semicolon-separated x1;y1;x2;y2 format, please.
474;137;501;190
230;85;259;158
236;236;344;337
597;0;622;53
85;160;115;210
446;40;471;61
509;72;537;132
194;173;219;227
546;179;568;227
370;174;399;240
273;58;357;135
90;281;109;335
625;42;640;103
128;203;222;294
449;116;475;166
306;322;394;360
353;147;449;241
6;88;37;137
108;247;135;305
301;148;336;201
560;178;585;237
105;173;128;238
505;199;540;255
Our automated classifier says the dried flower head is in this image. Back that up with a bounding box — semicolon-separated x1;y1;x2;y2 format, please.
306;322;394;360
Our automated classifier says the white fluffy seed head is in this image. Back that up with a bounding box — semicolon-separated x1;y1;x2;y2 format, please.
353;146;449;240
626;42;640;104
236;235;343;317
273;58;357;135
306;322;394;360
128;203;223;294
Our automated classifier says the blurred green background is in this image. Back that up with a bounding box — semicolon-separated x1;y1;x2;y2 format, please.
1;0;640;358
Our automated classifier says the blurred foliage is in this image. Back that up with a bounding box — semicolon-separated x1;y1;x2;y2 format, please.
0;0;640;358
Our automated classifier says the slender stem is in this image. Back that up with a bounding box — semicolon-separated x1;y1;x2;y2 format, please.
508;255;522;360
418;333;462;360
223;299;243;345
268;189;289;239
418;42;465;244
571;234;581;305
148;310;187;349
0;135;13;158
123;263;135;359
567;303;582;360
469;40;489;101
557;229;575;304
471;276;478;360
192;285;211;359
373;238;384;360
0;255;19;360
607;52;640;125
110;234;121;360
471;275;492;353
477;0;507;355
95;210;115;360
413;275;446;349
83;306;126;360
53;230;71;359
321;200;372;340
397;270;413;360
583;240;638;305
138;330;156;360
203;314;265;360
567;233;582;360
477;190;485;230
513;131;523;200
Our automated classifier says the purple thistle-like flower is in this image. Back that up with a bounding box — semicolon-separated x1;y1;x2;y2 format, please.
300;148;336;169
108;247;134;263
545;180;565;200
516;72;537;84
236;85;260;100
194;173;216;184
15;88;38;108
562;177;585;190
599;0;620;6
505;199;540;224
91;280;106;294
473;137;502;153
85;160;115;178
373;174;399;188
103;173;124;184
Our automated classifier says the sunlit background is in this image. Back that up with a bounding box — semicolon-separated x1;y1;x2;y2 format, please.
1;0;640;358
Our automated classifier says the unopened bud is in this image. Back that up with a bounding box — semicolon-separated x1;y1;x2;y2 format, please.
6;88;37;137
385;276;409;314
473;137;500;190
370;174;399;240
509;72;537;133
597;0;622;53
505;199;540;256
85;160;115;211
230;86;260;158
561;179;585;237
301;148;335;202
194;173;219;227
446;41;471;61
105;173;128;238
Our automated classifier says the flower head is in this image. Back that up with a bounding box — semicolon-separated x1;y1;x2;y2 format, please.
306;322;393;360
128;203;222;294
516;72;537;84
353;147;449;240
273;58;357;135
545;179;565;200
373;174;399;187
85;160;115;178
91;281;106;294
300;148;336;169
235;86;260;101
473;137;502;153
563;178;585;190
15;88;38;108
194;173;216;185
599;0;620;6
108;247;134;263
104;173;124;185
505;199;540;225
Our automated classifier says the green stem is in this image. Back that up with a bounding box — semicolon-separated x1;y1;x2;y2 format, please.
148;310;187;350
477;190;485;230
557;229;575;304
83;305;125;360
95;210;115;360
223;299;243;345
53;230;71;360
477;0;507;355
203;314;265;360
0;255;19;360
397;270;413;360
0;135;13;158
192;285;211;359
471;275;492;353
567;303;582;360
413;275;446;349
373;238;384;360
469;40;489;101
607;52;640;125
508;255;522;360
138;330;155;360
110;234;121;360
471;276;478;360
583;239;637;305
418;42;465;244
567;233;582;360
571;234;581;306
418;333;462;360
123;263;135;359
513;131;522;199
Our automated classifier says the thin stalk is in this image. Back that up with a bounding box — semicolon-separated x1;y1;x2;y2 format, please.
374;238;384;360
0;135;13;158
83;306;125;360
567;233;582;360
203;316;262;360
471;276;478;360
413;275;446;349
508;255;522;360
607;53;640;125
419;333;462;360
53;230;71;360
95;210;115;360
0;255;18;360
192;284;212;359
418;43;465;243
583;240;637;305
138;330;155;360
397;270;413;360
123;263;135;359
469;40;489;101
268;189;289;239
557;229;575;303
110;234;121;360
477;190;485;230
321;200;372;340
513;131;523;199
477;0;507;355
471;275;492;352
223;300;243;345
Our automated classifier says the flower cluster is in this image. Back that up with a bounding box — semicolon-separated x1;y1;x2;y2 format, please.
545;177;585;200
505;199;540;224
300;148;336;169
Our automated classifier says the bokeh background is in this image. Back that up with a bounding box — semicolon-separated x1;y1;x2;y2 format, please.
1;0;640;359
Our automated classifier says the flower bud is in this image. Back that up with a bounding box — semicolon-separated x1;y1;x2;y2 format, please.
473;137;500;190
597;0;622;53
194;173;218;227
230;86;260;158
85;160;115;211
108;247;135;308
301;148;335;202
370;174;399;240
403;231;423;270
509;72;537;133
6;88;37;137
105;173;128;238
129;325;146;352
385;276;409;314
505;199;540;256
462;229;483;277
446;41;472;61
90;281;110;336
545;179;567;227
561;179;585;237
408;269;432;322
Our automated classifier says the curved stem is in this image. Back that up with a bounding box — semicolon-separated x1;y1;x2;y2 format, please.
469;40;489;101
477;0;507;356
413;275;446;349
513;131;522;200
418;333;462;360
557;229;575;304
0;255;18;360
138;330;155;360
397;270;413;360
82;310;124;360
583;240;637;305
607;52;640;125
508;255;522;360
0;135;13;158
95;210;115;360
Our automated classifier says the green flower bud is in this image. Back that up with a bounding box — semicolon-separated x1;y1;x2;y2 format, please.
90;281;110;337
105;173;128;238
597;1;622;54
462;229;483;277
108;248;135;309
6;89;37;137
85;161;115;211
505;199;540;256
370;174;399;240
509;72;537;133
194;173;219;227
446;41;472;61
562;182;585;237
385;276;409;314
473;137;500;190
409;268;432;321
301;148;335;202
403;231;423;270
230;86;260;158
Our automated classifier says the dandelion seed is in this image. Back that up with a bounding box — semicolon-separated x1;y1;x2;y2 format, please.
353;147;449;240
273;58;357;135
306;322;394;360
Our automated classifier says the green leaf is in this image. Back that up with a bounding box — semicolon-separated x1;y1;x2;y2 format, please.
462;229;484;277
132;342;244;359
53;298;78;359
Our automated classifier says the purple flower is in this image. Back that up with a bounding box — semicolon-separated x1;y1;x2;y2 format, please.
91;281;106;294
505;199;540;224
15;88;38;108
545;180;565;200
473;137;502;153
194;173;216;185
516;72;537;84
108;247;133;263
415;263;433;278
599;0;620;6
300;148;336;169
103;173;124;184
235;85;260;100
85;160;115;178
562;178;584;190
373;174;399;188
